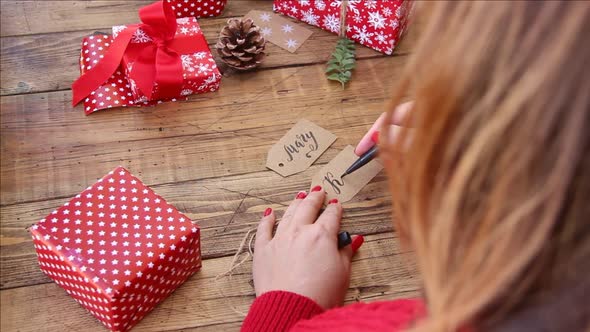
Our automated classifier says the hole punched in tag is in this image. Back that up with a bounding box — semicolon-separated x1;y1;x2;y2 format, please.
278;163;284;167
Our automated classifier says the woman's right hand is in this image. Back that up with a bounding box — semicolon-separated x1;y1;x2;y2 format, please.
355;101;413;156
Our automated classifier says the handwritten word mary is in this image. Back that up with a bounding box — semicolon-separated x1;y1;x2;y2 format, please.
284;131;319;162
266;119;337;177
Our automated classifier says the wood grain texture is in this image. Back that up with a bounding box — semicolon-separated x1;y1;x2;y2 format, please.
0;1;270;37
0;1;419;96
1;0;425;330
0;232;420;332
1;57;410;205
1;170;396;289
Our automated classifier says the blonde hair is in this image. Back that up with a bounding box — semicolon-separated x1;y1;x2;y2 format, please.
381;2;590;331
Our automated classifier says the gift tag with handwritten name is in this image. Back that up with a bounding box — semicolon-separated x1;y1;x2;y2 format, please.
311;145;383;204
267;119;337;177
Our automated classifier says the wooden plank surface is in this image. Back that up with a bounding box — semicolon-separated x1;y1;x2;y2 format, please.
0;2;416;96
0;1;270;37
0;57;410;205
0;27;401;96
1;170;395;289
1;0;424;330
0;232;420;332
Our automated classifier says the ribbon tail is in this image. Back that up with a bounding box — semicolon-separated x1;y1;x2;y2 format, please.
153;48;184;100
129;45;158;100
71;27;138;106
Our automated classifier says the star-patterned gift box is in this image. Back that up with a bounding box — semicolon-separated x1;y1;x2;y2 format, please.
79;33;178;115
30;166;201;331
112;17;221;104
165;0;227;18
273;0;413;55
78;16;221;115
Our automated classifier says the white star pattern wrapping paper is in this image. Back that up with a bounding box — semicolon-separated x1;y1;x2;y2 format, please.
112;17;221;104
30;166;201;331
165;0;227;18
78;17;221;115
273;0;413;55
79;34;179;115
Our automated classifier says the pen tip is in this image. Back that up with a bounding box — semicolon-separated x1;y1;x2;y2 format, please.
340;173;347;179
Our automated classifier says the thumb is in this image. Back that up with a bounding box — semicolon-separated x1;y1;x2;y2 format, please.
340;235;364;261
351;235;364;254
340;243;353;262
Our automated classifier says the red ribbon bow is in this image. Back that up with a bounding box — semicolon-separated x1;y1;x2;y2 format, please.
72;1;205;106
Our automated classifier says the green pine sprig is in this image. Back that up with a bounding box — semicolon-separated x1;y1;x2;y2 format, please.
325;38;356;89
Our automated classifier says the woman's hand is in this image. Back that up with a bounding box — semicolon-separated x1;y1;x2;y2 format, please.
253;187;360;309
355;101;413;156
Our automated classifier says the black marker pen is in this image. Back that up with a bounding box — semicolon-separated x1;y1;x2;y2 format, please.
341;145;378;178
342;131;379;178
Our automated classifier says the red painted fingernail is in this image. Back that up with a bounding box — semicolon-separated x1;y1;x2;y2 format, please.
296;191;307;199
263;208;272;217
311;185;322;192
351;235;364;254
371;131;380;144
328;198;339;204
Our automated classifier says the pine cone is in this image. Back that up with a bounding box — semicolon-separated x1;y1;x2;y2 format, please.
216;18;266;71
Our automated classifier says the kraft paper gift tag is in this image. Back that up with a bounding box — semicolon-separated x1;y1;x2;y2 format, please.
245;10;313;53
267;119;337;177
311;145;383;204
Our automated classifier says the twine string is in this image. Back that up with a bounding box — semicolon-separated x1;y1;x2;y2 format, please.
339;0;349;38
214;219;283;317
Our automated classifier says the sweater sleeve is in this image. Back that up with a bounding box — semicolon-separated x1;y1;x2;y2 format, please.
241;291;325;332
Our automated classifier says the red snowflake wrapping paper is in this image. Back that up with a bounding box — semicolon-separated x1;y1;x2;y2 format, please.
112;17;221;103
30;166;201;331
165;0;227;18
273;0;413;55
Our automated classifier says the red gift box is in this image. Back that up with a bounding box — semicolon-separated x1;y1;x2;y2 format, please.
165;0;227;18
79;33;179;115
72;1;221;112
273;0;412;55
112;17;221;104
30;166;201;331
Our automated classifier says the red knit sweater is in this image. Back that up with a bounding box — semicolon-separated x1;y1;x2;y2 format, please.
241;291;424;331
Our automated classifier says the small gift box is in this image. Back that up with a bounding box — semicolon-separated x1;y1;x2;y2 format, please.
79;33;176;115
30;166;201;331
165;0;227;18
72;1;221;112
112;16;221;103
273;0;413;55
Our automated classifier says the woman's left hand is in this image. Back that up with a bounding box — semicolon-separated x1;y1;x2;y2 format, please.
252;188;355;309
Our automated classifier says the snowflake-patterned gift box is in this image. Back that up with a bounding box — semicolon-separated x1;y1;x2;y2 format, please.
273;0;413;55
30;166;201;331
112;17;221;103
165;0;227;18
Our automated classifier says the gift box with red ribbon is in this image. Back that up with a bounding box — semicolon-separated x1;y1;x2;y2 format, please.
165;0;227;18
30;166;201;331
273;0;412;55
73;1;221;114
111;16;221;104
79;33;174;115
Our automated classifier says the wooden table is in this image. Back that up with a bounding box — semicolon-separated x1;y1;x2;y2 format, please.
0;1;421;331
